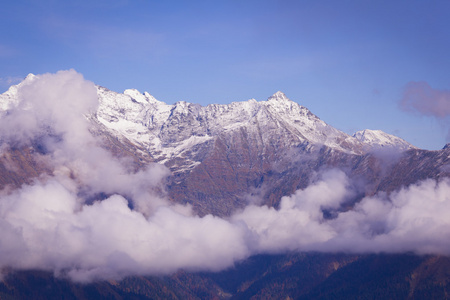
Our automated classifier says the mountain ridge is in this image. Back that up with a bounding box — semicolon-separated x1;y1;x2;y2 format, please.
96;86;414;152
0;72;449;298
0;74;418;153
0;75;432;217
93;85;415;167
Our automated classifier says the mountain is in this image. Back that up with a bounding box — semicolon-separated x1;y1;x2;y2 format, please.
0;73;449;299
92;86;423;215
96;89;364;160
2;78;422;216
353;129;416;151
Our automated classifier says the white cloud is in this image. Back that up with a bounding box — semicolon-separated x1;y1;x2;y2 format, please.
0;70;98;147
0;180;249;282
233;169;354;253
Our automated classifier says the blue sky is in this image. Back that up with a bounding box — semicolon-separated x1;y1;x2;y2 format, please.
1;0;449;150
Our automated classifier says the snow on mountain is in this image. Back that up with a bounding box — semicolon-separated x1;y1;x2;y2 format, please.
93;88;373;174
353;129;416;151
0;73;36;111
0;74;442;217
0;76;416;173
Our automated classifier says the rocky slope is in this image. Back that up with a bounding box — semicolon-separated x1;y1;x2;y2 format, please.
2;253;450;299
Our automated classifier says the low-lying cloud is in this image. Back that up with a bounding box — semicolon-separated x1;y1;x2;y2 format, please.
0;179;249;282
235;171;450;255
0;71;449;282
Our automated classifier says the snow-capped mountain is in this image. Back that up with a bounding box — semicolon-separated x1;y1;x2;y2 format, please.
353;129;415;151
0;75;414;164
0;73;36;111
95;87;382;157
0;73;449;299
95;87;418;158
0;75;427;215
2;74;445;216
93;85;417;175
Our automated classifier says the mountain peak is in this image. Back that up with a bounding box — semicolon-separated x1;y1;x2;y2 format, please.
25;73;36;81
123;89;152;104
15;73;36;87
268;91;290;102
353;129;415;151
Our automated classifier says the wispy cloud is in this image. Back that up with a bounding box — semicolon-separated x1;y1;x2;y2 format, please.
400;81;450;143
400;81;450;118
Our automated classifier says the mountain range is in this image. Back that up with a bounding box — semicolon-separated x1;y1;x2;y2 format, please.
0;71;449;299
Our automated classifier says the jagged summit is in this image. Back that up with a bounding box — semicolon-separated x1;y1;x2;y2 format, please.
93;86;367;166
0;76;417;171
0;73;38;110
123;89;151;104
268;91;290;102
25;73;36;81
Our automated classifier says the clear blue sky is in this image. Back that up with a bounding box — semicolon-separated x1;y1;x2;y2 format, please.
1;0;449;150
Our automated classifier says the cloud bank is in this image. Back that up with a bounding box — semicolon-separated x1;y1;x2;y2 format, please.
0;71;449;282
234;171;450;255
